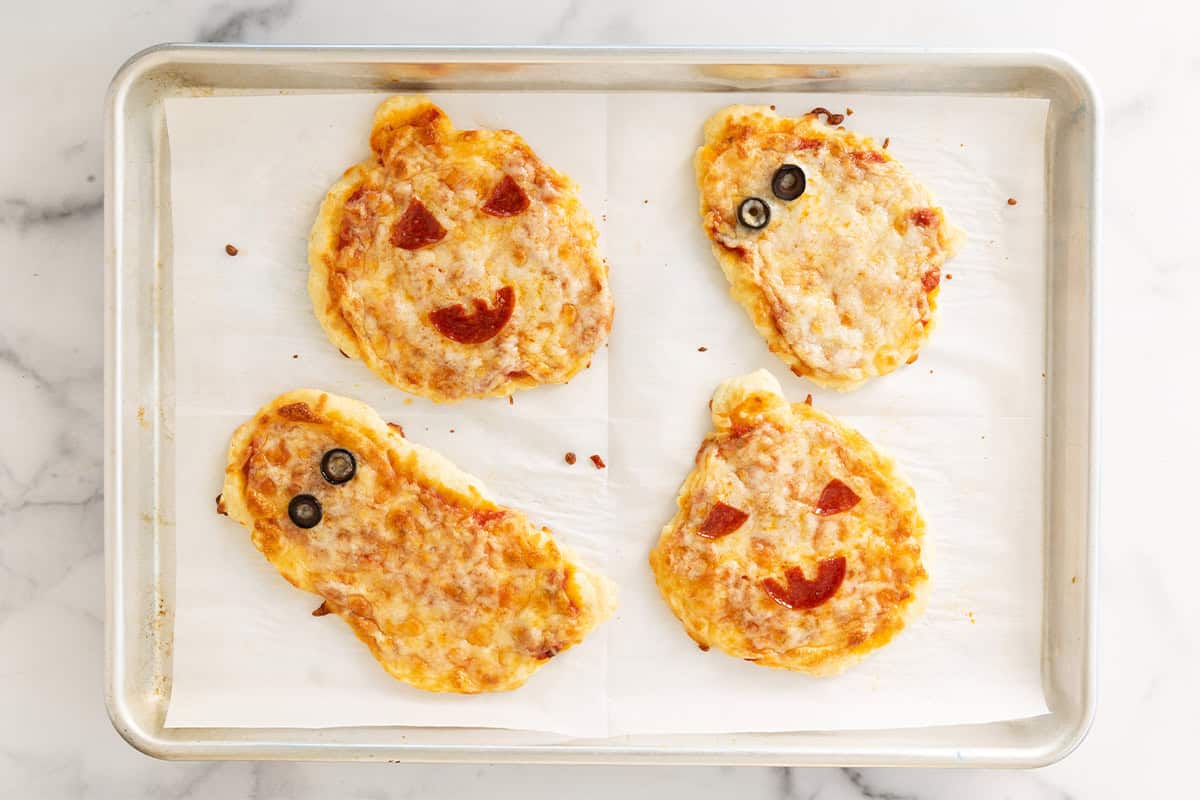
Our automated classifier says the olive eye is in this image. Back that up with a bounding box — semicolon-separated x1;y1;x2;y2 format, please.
288;494;323;529
771;165;806;200
320;448;357;484
737;197;771;229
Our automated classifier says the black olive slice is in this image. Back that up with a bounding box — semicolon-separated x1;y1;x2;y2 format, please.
288;494;322;529
320;448;357;484
737;197;770;229
771;165;806;200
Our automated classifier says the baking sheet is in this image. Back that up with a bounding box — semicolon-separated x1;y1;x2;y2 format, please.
163;91;1049;737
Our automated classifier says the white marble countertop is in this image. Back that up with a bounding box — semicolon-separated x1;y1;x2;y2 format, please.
0;0;1191;796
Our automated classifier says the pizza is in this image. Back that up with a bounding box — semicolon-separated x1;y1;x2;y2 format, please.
650;370;928;675
309;96;613;402
218;389;616;692
696;104;964;389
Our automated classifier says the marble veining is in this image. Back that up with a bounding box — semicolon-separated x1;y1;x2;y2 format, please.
0;0;1193;797
197;0;298;43
0;196;104;230
839;770;919;800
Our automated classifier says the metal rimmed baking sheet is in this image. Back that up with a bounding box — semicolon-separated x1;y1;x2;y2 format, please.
105;45;1099;765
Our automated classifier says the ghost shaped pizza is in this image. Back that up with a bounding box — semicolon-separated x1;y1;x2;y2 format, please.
309;96;613;402
218;389;616;693
696;105;964;390
649;370;928;675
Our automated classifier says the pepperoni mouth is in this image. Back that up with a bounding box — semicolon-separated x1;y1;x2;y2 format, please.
762;557;847;610
430;286;516;344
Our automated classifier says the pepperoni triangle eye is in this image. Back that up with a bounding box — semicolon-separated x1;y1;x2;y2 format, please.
697;502;749;539
482;175;530;217
814;478;860;516
391;199;446;250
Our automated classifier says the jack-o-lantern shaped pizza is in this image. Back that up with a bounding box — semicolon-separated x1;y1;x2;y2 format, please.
218;389;616;693
650;370;928;675
309;96;613;402
696;105;964;390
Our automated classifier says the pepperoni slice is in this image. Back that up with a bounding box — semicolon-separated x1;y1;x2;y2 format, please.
390;199;446;250
697;502;749;539
762;557;847;609
429;286;515;344
482;174;530;217
910;207;938;228
814;478;860;516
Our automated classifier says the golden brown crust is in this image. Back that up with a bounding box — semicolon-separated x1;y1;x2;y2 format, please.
309;96;613;402
221;389;616;693
695;105;964;390
649;371;928;675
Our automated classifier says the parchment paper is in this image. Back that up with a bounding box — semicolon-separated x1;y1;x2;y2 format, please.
164;91;1049;736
